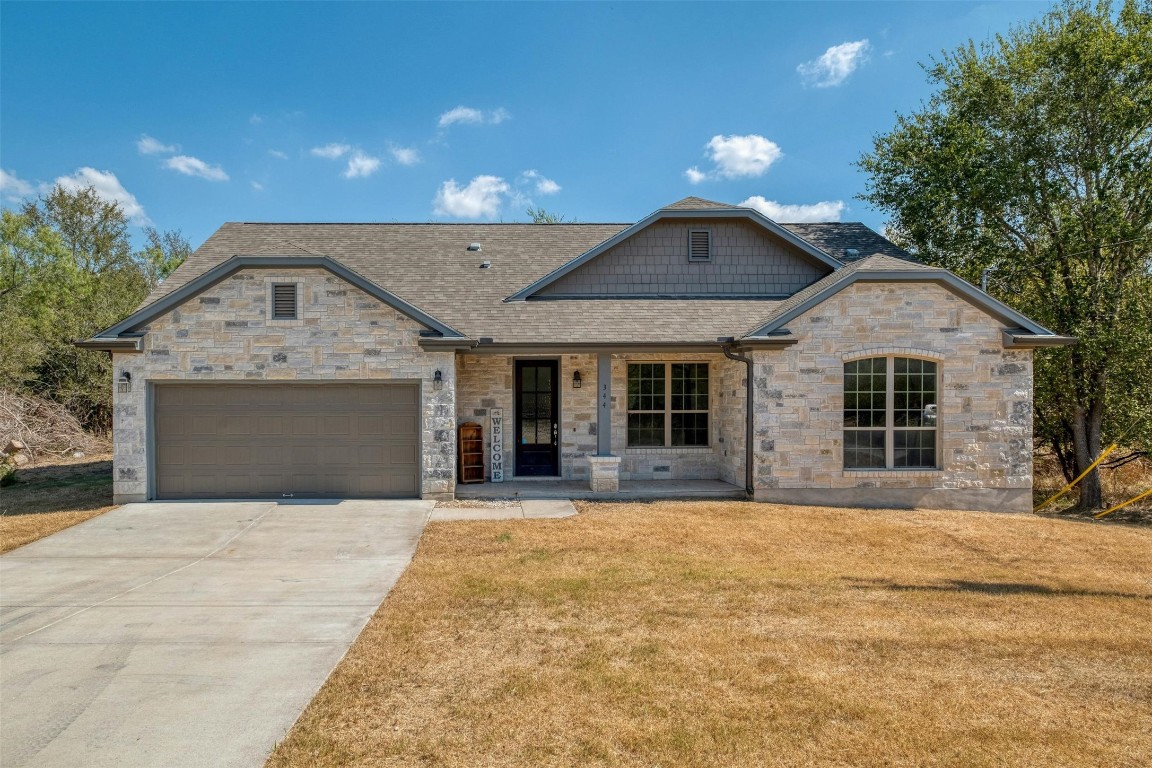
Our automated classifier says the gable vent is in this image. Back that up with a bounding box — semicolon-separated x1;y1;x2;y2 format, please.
272;283;298;319
688;229;711;261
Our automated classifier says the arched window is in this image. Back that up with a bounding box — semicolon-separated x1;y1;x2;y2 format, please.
843;357;938;469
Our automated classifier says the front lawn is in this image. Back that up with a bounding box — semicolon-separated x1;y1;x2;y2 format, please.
268;501;1152;768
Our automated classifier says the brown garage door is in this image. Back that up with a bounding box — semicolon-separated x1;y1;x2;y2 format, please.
154;383;420;499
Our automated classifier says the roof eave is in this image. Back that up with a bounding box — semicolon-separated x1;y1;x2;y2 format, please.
1002;330;1077;348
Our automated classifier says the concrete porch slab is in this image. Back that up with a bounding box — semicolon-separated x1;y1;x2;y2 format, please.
454;478;745;501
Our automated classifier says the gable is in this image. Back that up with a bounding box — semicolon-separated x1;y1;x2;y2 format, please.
84;255;465;347
535;218;833;298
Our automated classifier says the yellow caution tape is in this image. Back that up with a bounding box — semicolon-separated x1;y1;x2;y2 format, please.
1033;443;1118;513
1094;487;1152;519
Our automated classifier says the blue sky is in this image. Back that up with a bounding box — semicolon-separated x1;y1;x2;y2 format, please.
2;1;1051;250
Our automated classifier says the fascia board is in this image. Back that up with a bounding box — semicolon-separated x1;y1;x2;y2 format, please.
93;255;465;340
747;270;1058;337
504;208;841;302
1002;330;1077;348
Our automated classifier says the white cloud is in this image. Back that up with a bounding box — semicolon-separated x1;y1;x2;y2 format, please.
684;167;708;184
268;149;289;160
310;143;351;159
53;167;149;223
390;146;421;166
685;134;783;182
164;155;229;181
433;175;509;219
249;114;264;125
438;106;511;128
1;169;34;201
251;181;264;191
797;40;872;88
521;169;561;195
739;196;846;222
137;134;177;155
343;151;381;179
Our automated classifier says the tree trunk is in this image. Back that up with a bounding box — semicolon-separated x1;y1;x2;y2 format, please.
1071;404;1105;511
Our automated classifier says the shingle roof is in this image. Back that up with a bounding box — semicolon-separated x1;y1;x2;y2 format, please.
778;222;914;262
663;196;742;211
133;209;920;345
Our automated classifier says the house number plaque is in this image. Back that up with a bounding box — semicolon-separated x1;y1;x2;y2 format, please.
490;408;504;482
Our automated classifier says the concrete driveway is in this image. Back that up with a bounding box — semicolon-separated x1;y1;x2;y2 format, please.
0;500;432;768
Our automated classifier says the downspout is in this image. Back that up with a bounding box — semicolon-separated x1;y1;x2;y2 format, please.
722;344;755;499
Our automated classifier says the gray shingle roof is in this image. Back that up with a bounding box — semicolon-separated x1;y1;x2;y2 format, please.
135;212;919;345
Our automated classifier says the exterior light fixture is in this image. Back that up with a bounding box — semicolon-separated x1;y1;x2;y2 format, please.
117;370;132;394
572;370;582;389
433;369;444;391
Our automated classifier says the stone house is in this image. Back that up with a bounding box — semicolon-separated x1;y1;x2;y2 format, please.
81;197;1073;511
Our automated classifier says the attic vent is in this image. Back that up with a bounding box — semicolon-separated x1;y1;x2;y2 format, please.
688;229;711;261
844;248;860;259
467;242;482;251
479;260;491;269
272;283;298;319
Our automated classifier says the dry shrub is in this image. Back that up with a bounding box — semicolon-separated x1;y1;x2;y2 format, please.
0;389;109;459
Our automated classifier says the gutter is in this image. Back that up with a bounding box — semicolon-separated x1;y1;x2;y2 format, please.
722;343;755;499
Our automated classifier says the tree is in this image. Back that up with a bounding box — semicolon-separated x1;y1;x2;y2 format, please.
858;0;1152;510
526;206;570;224
0;186;190;432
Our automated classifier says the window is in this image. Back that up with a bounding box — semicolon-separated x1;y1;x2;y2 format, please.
844;357;938;469
688;229;711;261
627;362;709;447
271;283;298;319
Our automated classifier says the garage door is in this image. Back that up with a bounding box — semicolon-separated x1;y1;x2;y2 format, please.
154;383;420;499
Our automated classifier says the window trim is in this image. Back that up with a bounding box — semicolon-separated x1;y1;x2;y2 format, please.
843;355;940;470
626;361;711;448
687;229;712;262
270;282;299;320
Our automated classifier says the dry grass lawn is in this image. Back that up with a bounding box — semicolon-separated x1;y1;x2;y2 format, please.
268;501;1152;768
0;454;115;554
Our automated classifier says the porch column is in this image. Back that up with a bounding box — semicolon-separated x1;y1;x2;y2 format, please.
591;352;620;492
597;352;612;456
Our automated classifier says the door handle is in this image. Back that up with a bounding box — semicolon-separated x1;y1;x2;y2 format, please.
553;423;558;445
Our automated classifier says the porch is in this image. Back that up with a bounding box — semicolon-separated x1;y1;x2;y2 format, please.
453;478;746;501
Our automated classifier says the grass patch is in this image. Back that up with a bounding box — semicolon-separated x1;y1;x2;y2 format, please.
0;454;115;554
267;501;1152;768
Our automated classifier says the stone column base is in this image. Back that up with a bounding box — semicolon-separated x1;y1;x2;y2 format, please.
587;455;621;493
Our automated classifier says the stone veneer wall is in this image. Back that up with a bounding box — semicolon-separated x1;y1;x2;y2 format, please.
111;268;456;503
751;282;1034;511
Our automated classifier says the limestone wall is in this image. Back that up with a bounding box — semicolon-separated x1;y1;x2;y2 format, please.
111;268;456;502
751;281;1033;511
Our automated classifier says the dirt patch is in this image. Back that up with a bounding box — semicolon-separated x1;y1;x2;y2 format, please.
267;501;1152;768
1;453;115;553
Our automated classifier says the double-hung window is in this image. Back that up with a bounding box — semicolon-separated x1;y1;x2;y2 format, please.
627;363;709;447
843;357;938;469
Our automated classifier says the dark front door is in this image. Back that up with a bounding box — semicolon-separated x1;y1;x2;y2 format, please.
515;360;559;476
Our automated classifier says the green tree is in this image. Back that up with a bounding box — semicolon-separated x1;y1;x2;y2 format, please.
858;0;1152;510
526;206;569;224
0;186;190;432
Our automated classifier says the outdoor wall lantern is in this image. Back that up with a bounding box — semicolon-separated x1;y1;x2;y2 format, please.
433;370;444;391
572;370;582;389
117;370;132;394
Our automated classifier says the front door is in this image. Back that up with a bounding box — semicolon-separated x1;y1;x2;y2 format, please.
515;360;559;476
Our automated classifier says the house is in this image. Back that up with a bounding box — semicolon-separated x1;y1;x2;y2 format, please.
80;197;1073;511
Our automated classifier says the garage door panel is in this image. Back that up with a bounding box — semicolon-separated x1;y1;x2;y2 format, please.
155;383;420;499
390;415;418;436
